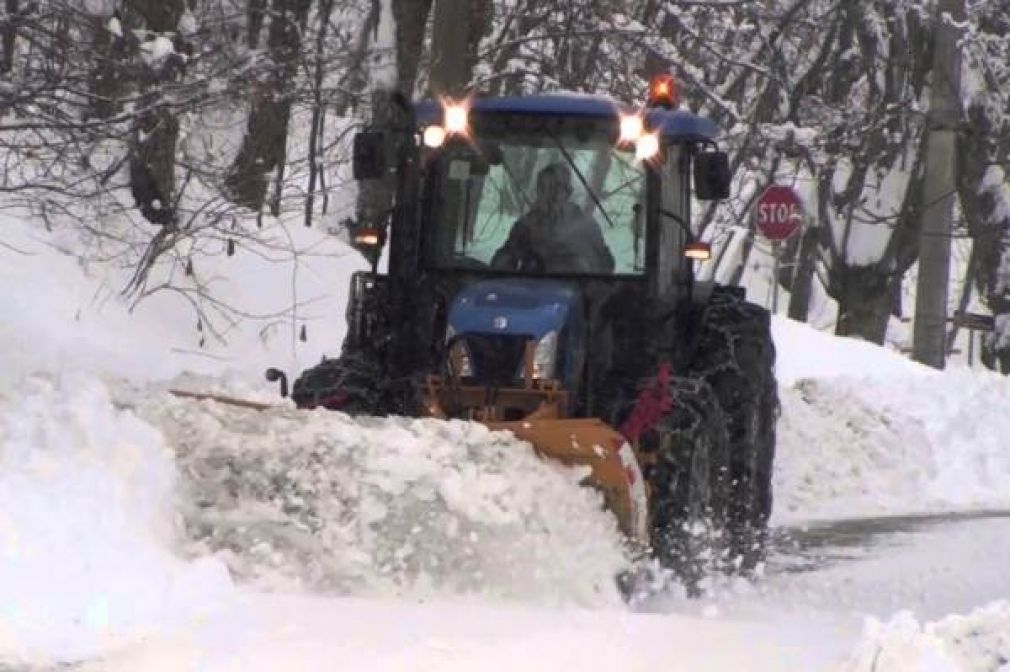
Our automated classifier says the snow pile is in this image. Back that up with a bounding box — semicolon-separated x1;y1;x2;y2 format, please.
855;369;1010;511
0;373;232;665
773;317;1010;523
774;378;936;522
129;391;630;607
772;316;930;385
842;602;1010;671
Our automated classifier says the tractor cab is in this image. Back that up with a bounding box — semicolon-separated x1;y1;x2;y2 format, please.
341;80;731;425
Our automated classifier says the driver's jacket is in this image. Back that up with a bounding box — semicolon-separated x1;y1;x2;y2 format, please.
491;203;615;274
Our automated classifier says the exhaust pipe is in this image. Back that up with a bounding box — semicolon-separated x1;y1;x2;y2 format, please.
265;367;289;398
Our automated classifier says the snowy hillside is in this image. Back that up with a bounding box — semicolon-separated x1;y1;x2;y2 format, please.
0;214;368;388
3;216;1010;669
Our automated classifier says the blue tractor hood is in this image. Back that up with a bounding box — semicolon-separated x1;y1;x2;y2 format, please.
447;279;580;339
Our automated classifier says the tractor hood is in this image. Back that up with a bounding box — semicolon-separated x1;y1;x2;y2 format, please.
448;279;580;339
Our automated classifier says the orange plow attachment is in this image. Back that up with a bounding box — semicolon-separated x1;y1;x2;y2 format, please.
486;418;649;545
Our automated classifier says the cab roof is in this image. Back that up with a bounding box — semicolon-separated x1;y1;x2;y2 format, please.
413;94;719;143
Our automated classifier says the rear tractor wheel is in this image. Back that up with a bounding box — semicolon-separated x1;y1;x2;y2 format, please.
686;288;778;572
633;376;731;592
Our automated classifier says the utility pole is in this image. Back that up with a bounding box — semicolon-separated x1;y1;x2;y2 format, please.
913;0;964;369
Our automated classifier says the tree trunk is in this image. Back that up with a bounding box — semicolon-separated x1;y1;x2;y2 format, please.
225;88;291;211
429;0;466;96
248;0;267;48
130;101;180;226
787;221;820;322
304;0;335;227
835;265;895;343
127;0;185;226
86;11;130;119
2;0;18;74
224;0;310;211
428;0;489;96
911;0;963;369
397;0;433;95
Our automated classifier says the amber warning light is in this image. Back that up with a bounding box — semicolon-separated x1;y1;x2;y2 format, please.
648;74;678;109
684;241;711;261
352;227;382;247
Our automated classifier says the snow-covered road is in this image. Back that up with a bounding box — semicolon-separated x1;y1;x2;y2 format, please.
73;514;1010;671
770;511;1010;620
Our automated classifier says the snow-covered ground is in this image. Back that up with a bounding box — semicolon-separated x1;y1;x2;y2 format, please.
2;217;1010;670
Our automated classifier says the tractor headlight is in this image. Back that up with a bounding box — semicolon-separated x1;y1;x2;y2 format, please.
635;131;661;161
444;102;469;135
445;326;473;377
532;330;558;380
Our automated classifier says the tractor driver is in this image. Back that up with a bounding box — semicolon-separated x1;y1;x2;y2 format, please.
491;163;615;274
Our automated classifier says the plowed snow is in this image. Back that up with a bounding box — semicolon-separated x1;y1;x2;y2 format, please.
126;389;629;606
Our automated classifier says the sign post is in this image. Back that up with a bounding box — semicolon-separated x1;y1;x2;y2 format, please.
753;186;804;313
949;311;996;368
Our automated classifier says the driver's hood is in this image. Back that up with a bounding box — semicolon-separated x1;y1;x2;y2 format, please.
447;279;579;340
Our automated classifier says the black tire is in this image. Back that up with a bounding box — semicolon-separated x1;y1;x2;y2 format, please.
291;350;390;415
685;288;778;572
638;376;731;592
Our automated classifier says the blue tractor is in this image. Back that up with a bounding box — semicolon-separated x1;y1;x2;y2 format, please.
280;79;778;580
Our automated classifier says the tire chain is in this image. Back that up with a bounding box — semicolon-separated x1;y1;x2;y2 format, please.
291;350;391;415
684;288;779;571
638;376;732;590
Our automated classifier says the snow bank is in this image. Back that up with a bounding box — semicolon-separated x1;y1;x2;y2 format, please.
774;378;937;522
772;316;930;384
128;390;630;607
842;602;1010;671
0;373;232;665
773;317;1010;523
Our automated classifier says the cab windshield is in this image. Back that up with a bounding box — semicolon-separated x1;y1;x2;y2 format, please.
427;123;647;276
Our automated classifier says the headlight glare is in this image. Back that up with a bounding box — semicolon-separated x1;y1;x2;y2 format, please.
532;330;558;379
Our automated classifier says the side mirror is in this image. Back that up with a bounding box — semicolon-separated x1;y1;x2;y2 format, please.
694;151;731;201
352;131;386;180
265;367;289;398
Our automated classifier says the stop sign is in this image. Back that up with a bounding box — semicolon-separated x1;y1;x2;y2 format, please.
754;186;803;241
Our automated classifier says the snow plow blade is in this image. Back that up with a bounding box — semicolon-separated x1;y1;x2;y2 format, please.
485;418;649;545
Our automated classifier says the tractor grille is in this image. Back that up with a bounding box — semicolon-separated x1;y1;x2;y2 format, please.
464;334;528;387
